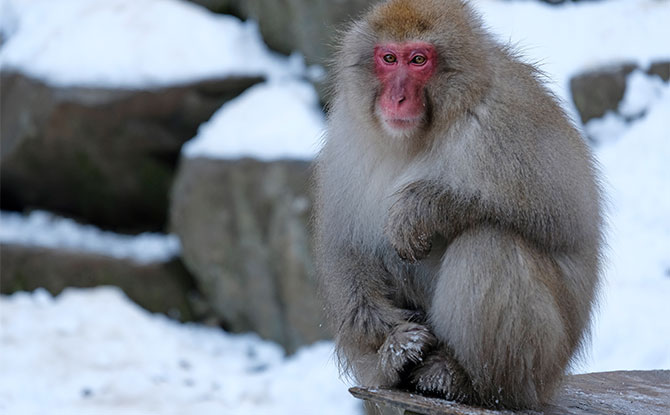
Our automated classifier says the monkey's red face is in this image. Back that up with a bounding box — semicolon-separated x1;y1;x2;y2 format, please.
374;42;437;134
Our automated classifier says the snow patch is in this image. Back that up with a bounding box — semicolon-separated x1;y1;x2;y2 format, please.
584;111;628;146
618;70;667;119
182;80;325;160
0;210;180;264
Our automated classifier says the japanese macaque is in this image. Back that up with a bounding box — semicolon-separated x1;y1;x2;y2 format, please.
313;0;603;410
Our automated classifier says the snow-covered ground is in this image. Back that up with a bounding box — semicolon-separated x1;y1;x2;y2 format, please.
1;0;669;414
0;287;357;415
586;73;670;373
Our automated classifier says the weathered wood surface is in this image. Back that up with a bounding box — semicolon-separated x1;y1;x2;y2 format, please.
350;370;670;415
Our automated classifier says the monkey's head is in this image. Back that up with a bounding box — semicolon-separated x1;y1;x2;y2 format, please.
334;0;493;141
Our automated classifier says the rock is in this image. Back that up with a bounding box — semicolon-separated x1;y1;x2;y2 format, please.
190;0;375;66
647;60;670;82
170;157;328;353
569;63;637;124
0;71;261;233
0;243;197;321
570;62;670;125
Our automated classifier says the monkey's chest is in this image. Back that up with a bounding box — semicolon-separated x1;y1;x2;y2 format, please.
346;167;400;245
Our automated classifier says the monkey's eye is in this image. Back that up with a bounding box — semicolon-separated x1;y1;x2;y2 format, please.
382;54;397;64
411;55;427;65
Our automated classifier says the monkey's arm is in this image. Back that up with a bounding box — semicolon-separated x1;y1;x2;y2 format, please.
321;248;417;347
318;246;436;385
385;179;582;261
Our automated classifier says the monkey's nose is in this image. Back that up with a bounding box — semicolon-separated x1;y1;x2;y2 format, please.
392;95;406;108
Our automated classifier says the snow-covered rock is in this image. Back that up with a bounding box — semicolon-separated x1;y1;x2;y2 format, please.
569;62;637;124
0;0;299;88
0;210;181;263
0;210;195;320
582;68;669;143
0;0;312;232
182;81;325;160
171;80;327;352
570;62;669;125
0;72;261;232
1;244;195;321
203;0;373;65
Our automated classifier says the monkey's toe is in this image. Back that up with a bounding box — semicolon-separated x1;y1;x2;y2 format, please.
411;350;473;403
377;322;436;383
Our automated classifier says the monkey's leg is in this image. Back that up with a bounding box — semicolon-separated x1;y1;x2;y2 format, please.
323;250;435;387
425;226;573;409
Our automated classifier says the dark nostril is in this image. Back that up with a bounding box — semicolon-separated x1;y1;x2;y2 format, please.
398;96;406;103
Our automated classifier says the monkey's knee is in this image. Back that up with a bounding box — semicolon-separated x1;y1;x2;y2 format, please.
430;227;572;408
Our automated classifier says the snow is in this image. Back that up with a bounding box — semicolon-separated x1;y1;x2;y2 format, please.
182;80;325;160
618;70;667;119
0;210;180;264
583;112;628;146
584;78;670;373
0;287;358;415
0;0;305;88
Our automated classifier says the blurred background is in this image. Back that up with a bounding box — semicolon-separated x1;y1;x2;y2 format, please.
0;0;668;414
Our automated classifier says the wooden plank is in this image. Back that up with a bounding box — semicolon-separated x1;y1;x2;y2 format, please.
349;370;670;415
545;370;670;415
350;387;519;415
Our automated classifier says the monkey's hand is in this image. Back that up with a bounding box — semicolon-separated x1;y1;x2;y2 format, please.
378;322;436;383
386;182;435;262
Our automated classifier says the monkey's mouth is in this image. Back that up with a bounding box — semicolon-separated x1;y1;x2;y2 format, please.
384;117;421;130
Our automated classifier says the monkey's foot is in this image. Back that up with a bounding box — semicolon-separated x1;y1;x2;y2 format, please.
377;323;436;384
411;350;473;403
